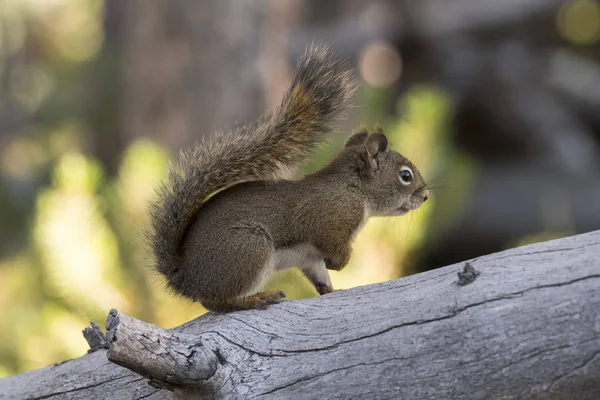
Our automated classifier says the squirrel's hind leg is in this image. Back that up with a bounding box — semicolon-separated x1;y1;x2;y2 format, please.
192;224;284;312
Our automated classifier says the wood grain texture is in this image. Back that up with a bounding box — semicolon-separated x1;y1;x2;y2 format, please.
1;230;599;400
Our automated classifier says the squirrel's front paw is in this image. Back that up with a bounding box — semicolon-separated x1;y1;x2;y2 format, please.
315;283;335;295
324;257;345;271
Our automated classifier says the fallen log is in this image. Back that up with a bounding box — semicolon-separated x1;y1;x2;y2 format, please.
1;230;599;400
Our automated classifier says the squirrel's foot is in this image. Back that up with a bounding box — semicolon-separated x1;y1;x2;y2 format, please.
315;283;335;295
245;290;286;310
201;290;286;312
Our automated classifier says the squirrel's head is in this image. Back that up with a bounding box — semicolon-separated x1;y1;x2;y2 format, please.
343;126;429;217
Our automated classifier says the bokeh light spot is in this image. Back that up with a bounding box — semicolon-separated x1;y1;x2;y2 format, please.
557;0;600;45
358;40;402;88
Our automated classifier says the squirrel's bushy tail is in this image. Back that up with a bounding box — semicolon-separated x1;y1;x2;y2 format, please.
148;43;356;278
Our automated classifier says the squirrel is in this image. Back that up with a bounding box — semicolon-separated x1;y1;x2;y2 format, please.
148;43;430;312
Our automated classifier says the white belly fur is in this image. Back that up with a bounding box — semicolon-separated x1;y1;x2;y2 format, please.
272;206;370;271
273;243;324;270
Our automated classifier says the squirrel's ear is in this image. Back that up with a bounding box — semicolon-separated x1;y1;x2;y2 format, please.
365;132;388;170
366;132;388;156
345;127;369;148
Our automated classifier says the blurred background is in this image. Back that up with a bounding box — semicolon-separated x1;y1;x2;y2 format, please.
1;0;600;377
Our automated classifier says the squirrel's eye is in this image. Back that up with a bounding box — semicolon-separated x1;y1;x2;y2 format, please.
399;167;413;185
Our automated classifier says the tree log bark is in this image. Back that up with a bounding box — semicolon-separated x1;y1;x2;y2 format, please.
1;230;599;400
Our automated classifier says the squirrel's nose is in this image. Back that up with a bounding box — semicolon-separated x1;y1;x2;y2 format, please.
422;189;430;202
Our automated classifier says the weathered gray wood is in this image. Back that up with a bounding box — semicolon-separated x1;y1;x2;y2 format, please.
1;230;599;400
82;322;108;353
105;309;223;391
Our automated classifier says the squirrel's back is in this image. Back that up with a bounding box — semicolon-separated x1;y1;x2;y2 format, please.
148;43;356;284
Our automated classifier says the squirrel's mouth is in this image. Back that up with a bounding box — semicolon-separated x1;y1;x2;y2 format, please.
395;196;425;215
395;206;411;216
395;204;413;216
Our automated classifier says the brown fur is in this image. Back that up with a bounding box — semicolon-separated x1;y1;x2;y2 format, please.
148;44;428;312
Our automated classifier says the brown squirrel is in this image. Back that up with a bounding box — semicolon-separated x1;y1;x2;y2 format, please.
148;43;429;312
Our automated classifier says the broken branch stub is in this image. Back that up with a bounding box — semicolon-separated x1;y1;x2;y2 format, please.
105;309;221;389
